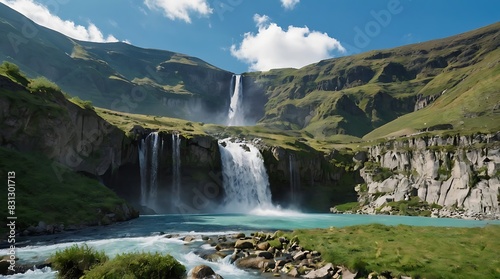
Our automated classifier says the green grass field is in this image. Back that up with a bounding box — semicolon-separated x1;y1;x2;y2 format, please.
292;224;500;278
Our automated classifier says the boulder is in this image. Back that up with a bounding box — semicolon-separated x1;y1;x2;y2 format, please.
189;265;223;279
255;251;273;259
303;263;334;279
257;241;270;251
293;250;309;261
235;256;266;269
234;239;254;249
183;235;196;242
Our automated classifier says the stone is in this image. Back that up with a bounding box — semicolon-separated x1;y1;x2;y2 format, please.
257;241;270;251
256;251;273;259
235;256;266;269
215;242;235;251
340;267;358;279
288;267;300;277
233;232;245;239
190;265;221;279
183;235;196;242
234;239;254;249
303;263;333;279
293;250;309;261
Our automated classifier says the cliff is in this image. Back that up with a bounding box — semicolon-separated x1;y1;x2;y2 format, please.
356;133;500;219
0;68;138;233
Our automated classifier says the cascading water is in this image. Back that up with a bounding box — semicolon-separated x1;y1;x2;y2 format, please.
218;138;273;212
172;133;181;205
289;154;300;205
227;74;244;126
138;132;161;209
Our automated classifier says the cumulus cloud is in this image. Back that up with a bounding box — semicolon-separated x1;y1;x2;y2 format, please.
0;0;118;42
144;0;212;23
231;14;345;71
281;0;300;10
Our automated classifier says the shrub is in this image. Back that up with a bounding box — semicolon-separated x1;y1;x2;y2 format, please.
0;61;29;85
1;61;20;76
50;244;108;279
83;252;185;279
70;96;94;110
29;76;61;93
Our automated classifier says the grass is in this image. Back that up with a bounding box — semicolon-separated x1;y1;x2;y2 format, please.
332;202;360;212
83;252;186;279
293;224;500;278
50;244;108;279
0;147;129;234
50;245;186;279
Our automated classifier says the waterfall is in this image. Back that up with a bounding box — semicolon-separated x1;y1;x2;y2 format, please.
218;138;273;212
227;74;244;126
289;154;300;205
172;134;181;204
138;132;161;208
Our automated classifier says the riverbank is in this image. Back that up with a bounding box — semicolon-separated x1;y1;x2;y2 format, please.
2;214;500;278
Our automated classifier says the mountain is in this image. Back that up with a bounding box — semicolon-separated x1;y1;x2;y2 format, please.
0;3;232;124
245;22;500;139
0;3;499;141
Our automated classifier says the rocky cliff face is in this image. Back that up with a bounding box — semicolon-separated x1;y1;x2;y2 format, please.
259;143;359;211
0;79;135;177
357;133;500;219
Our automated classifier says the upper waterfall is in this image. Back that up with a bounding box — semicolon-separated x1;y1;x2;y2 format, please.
227;74;245;126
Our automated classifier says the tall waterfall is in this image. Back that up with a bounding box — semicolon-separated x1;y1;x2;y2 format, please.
227;74;244;126
138;132;161;208
218;138;273;212
172;134;181;204
289;154;300;205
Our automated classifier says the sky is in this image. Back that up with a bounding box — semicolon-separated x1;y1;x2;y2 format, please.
1;0;499;73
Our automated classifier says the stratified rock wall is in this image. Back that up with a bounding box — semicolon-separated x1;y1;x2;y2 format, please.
359;133;500;218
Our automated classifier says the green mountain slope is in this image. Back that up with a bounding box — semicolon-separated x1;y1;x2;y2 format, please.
1;2;498;140
0;3;232;123
248;22;500;139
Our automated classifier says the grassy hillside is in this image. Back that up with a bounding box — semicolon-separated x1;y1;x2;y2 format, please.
0;63;137;233
0;147;131;234
249;22;500;140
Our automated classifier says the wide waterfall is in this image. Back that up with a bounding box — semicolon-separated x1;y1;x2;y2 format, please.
218;138;273;212
138;132;161;209
172;134;181;205
227;74;244;126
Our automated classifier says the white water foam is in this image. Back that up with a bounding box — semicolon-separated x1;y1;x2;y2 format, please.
218;139;273;212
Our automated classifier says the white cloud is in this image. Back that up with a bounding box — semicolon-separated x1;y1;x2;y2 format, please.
144;0;212;23
231;14;345;71
0;0;118;42
253;14;270;28
281;0;300;10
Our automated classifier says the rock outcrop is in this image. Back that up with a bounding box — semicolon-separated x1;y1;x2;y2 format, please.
357;133;500;219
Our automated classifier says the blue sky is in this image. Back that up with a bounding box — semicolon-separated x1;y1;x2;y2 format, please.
1;0;499;73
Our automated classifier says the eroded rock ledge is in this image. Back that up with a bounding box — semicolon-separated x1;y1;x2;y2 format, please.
350;133;500;219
